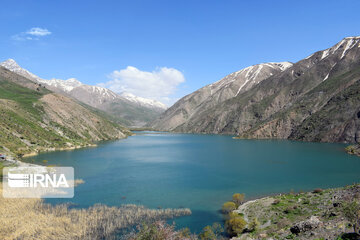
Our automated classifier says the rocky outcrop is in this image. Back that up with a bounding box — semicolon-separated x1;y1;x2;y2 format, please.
290;216;322;234
346;144;360;157
232;184;360;240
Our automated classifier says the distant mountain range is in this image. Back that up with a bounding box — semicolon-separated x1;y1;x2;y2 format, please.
0;65;131;156
150;36;360;144
0;59;167;127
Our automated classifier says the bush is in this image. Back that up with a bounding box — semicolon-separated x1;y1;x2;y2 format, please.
199;223;223;240
225;212;247;236
222;201;237;214
133;221;198;240
211;222;224;236
232;193;245;207
272;199;281;205
313;188;323;194
199;226;216;240
248;218;260;232
343;200;360;233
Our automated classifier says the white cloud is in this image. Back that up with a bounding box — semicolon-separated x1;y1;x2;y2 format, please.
99;66;185;105
12;27;51;41
26;27;51;36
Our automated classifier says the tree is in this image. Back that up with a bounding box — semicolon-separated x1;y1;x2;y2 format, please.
199;222;224;240
222;201;237;214
199;226;216;240
343;200;360;234
211;222;223;236
225;212;247;236
232;193;245;207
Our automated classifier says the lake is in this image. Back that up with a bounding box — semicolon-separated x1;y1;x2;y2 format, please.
24;131;360;232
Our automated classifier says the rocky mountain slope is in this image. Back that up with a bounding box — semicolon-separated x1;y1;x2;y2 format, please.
0;59;166;127
151;37;360;144
150;62;293;130
0;66;131;157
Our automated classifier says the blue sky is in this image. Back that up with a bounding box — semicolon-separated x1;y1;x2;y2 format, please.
1;0;360;105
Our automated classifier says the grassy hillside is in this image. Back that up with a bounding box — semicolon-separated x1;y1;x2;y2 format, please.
105;100;165;127
0;68;131;157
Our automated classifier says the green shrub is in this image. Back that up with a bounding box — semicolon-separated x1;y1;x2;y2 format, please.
232;193;245;207
248;218;260;232
272;199;281;205
211;222;224;236
222;201;237;213
199;226;216;240
343;200;360;233
225;212;247;236
199;223;223;240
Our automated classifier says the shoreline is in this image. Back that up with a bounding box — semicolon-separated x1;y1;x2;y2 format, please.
154;130;359;158
21;143;98;158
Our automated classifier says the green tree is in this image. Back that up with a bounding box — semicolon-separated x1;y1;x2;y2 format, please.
232;193;245;207
199;223;224;240
225;212;247;236
343;200;360;233
222;201;237;213
199;226;216;240
211;222;223;236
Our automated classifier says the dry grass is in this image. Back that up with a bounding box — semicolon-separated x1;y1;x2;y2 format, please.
0;185;191;240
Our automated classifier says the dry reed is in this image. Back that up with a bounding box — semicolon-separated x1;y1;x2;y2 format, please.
0;185;191;240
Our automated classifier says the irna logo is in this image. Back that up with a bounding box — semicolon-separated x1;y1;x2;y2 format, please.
3;166;74;198
8;172;69;188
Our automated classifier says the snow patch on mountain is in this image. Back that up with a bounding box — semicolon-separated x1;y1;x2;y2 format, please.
36;78;83;92
0;59;42;82
232;62;292;96
0;59;166;109
121;92;167;110
269;62;293;71
320;36;360;61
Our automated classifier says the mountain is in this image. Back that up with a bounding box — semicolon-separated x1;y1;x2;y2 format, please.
0;59;166;127
120;92;167;111
150;62;293;130
0;66;131;157
0;59;43;82
151;36;360;144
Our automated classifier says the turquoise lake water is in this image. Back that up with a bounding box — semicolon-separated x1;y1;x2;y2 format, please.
25;132;360;232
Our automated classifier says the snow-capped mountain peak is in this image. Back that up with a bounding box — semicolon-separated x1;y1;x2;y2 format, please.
35;78;83;92
1;59;21;71
121;92;167;110
269;62;293;71
0;58;167;114
0;59;42;82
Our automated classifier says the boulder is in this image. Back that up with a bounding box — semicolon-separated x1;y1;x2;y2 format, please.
290;216;322;234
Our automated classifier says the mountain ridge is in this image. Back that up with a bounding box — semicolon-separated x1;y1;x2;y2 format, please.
0;59;166;126
0;65;132;157
150;61;293;131
151;36;360;144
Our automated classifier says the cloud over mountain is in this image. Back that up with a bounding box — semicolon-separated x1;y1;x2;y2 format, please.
99;66;185;104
